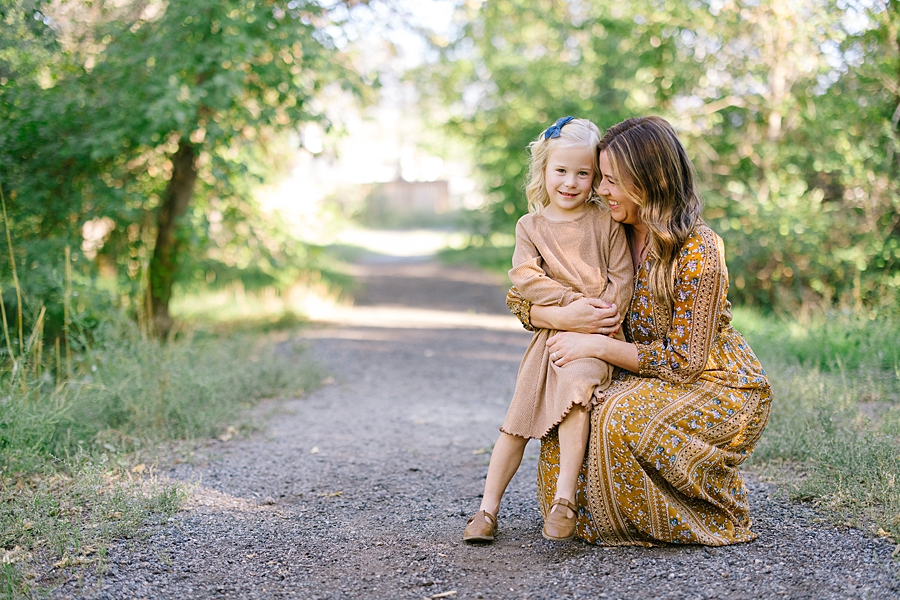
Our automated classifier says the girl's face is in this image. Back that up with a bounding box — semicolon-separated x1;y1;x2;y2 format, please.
598;150;643;230
543;144;595;219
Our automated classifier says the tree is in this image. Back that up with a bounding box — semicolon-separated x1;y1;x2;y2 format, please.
1;0;375;336
417;0;648;235
80;0;372;333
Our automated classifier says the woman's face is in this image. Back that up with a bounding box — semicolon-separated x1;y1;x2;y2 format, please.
598;150;642;229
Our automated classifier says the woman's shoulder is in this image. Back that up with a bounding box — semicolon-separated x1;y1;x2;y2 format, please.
674;224;728;280
681;223;725;260
688;222;720;244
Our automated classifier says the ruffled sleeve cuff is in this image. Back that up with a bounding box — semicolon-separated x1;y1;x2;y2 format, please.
506;286;535;332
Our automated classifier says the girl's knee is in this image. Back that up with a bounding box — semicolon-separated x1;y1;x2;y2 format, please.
498;431;529;448
563;404;590;428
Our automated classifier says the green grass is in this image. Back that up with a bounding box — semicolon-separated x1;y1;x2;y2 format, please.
1;316;322;470
0;464;185;597
170;267;352;336
0;310;323;597
734;308;900;536
733;308;900;373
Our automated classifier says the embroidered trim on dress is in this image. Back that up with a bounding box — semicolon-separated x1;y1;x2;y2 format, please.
506;286;535;331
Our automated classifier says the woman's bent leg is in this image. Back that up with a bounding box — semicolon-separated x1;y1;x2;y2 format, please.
479;432;529;517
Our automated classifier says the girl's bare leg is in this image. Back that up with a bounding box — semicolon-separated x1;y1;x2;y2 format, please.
552;404;590;517
477;432;529;519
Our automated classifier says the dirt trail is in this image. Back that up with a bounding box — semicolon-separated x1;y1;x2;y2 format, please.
54;253;898;599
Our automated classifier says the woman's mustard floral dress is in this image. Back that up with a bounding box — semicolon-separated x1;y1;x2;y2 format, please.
510;225;772;546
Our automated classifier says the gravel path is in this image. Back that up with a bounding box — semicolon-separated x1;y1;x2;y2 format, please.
53;253;899;599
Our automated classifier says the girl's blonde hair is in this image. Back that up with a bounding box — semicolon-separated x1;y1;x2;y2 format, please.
525;117;602;214
599;116;704;313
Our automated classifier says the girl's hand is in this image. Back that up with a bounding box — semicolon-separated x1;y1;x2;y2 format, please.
585;299;623;335
533;298;622;334
547;331;610;367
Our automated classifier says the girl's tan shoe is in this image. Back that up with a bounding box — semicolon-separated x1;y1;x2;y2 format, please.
463;510;498;543
542;498;576;541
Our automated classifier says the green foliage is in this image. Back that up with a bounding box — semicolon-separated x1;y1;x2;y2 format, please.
685;0;900;315
0;1;60;82
733;307;900;372
419;0;900;315
416;0;642;234
0;0;373;335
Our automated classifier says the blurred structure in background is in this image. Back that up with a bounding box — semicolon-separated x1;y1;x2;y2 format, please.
258;0;483;237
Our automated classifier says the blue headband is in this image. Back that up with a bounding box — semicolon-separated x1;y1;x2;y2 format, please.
543;116;575;140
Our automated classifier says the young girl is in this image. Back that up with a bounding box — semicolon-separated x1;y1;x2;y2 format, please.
464;116;633;543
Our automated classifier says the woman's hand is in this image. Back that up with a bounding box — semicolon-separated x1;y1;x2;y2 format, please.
531;298;622;334
548;329;641;372
547;331;609;367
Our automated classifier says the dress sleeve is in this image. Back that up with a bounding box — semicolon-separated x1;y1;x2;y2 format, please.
636;228;727;384
598;220;634;323
506;286;535;331
508;218;584;307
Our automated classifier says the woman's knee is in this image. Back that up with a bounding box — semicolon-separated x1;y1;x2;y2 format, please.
593;397;641;450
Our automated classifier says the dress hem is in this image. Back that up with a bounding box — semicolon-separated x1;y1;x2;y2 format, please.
500;393;597;440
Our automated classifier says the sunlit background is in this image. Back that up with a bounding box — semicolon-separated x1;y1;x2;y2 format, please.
257;0;485;247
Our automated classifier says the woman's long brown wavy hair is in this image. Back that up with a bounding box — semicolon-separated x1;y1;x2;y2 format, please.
598;116;704;313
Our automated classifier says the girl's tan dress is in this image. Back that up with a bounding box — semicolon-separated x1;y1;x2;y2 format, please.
511;225;772;546
501;204;633;439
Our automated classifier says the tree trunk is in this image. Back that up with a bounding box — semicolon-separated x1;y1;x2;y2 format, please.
149;139;197;337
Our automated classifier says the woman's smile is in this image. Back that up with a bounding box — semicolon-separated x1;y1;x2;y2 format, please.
598;150;642;229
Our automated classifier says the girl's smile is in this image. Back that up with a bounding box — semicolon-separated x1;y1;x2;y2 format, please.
543;144;595;219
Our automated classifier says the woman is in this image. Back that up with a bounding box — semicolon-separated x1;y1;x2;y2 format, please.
507;116;772;546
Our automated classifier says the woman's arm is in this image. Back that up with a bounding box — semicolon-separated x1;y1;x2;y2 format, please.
506;288;621;334
531;300;622;335
630;229;727;383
